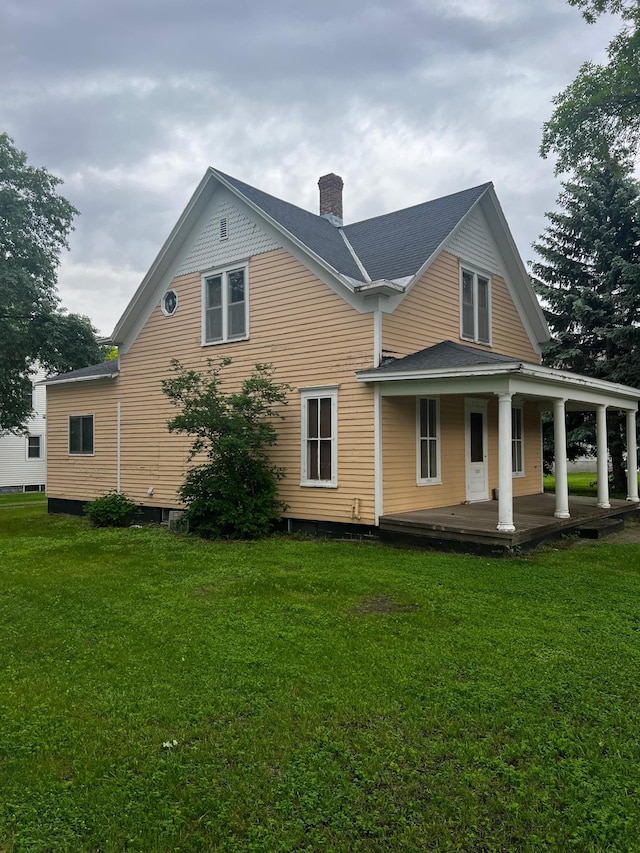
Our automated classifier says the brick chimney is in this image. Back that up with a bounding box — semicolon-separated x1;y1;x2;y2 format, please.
318;173;343;226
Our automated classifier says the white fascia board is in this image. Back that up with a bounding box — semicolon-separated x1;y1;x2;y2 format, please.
357;361;640;406
42;373;119;387
357;362;519;383
479;188;550;347
517;364;640;401
353;280;405;296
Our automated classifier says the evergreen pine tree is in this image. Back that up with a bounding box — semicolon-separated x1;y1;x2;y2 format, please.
532;157;640;491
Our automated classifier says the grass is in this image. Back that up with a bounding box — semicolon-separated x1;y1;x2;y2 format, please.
0;492;46;506
1;506;640;851
543;471;638;499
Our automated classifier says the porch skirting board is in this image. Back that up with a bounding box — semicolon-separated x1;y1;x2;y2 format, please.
379;493;640;554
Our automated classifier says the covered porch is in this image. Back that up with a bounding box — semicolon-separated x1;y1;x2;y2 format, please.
357;341;640;548
380;492;640;553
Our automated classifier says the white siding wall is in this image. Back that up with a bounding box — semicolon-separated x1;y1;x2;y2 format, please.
0;366;47;492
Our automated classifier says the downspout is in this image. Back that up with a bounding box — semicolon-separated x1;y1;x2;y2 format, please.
373;307;383;524
373;308;382;368
116;402;121;492
374;383;383;525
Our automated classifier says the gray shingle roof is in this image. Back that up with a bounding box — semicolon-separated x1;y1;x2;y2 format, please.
43;361;119;385
343;184;491;281
371;340;521;373
216;169;491;284
216;170;365;281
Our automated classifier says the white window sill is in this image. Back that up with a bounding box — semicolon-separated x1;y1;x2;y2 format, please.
202;335;250;347
300;480;338;488
417;478;442;487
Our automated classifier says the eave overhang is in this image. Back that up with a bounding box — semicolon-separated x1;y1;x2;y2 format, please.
41;370;120;387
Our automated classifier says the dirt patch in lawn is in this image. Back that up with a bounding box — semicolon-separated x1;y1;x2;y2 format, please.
355;595;421;615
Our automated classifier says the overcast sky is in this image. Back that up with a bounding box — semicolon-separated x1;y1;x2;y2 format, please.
2;0;619;336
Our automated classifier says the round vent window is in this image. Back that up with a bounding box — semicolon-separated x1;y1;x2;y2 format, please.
161;290;178;316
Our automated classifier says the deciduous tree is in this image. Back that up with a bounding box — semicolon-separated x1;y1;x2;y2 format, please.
541;0;640;172
0;134;104;432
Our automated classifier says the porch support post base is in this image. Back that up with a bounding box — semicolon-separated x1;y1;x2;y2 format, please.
626;409;639;502
496;392;515;532
596;403;610;509
554;511;571;519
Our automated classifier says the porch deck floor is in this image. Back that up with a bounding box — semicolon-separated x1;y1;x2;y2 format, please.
379;493;640;552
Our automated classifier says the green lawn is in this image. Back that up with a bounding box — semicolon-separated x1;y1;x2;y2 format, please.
543;471;639;499
0;492;47;506
1;506;640;851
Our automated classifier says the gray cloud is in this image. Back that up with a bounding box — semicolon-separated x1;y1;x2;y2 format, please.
1;0;623;334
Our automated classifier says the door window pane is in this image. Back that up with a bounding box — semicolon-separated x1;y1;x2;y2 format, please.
470;412;483;463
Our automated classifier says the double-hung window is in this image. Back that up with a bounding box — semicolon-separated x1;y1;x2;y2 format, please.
417;397;440;484
461;268;491;344
301;387;337;486
27;435;41;459
203;264;248;344
512;406;524;476
69;415;94;455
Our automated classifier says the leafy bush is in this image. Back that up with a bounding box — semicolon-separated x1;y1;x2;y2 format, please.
162;358;289;539
84;491;139;527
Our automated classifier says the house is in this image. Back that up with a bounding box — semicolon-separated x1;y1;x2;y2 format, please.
43;169;640;548
0;365;47;494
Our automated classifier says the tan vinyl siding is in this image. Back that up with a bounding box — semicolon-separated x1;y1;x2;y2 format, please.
47;248;377;525
47;380;121;501
383;251;540;363
382;396;542;515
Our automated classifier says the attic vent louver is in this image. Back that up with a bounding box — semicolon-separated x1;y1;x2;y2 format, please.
220;217;228;240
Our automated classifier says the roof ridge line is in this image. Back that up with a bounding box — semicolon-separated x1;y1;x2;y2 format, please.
338;228;371;283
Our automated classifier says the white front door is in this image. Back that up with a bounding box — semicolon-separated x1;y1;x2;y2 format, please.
465;400;489;502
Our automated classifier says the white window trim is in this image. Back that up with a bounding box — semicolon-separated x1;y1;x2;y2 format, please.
26;433;44;461
300;386;338;488
68;413;95;457
160;289;178;317
416;397;442;485
201;261;249;346
459;264;492;346
512;404;525;477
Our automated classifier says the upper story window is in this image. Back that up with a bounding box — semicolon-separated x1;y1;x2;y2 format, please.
202;264;248;345
69;415;94;455
300;387;338;487
417;397;441;484
461;267;491;345
27;434;42;459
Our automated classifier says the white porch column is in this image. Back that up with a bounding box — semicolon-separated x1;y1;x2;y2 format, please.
497;393;515;532
553;398;570;519
596;404;610;508
627;409;639;502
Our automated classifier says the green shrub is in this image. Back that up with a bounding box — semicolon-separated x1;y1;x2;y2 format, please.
84;491;139;527
162;358;289;539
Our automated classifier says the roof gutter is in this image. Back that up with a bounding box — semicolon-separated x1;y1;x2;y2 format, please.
41;371;120;387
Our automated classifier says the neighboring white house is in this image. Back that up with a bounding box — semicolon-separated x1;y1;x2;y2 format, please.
0;365;47;494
